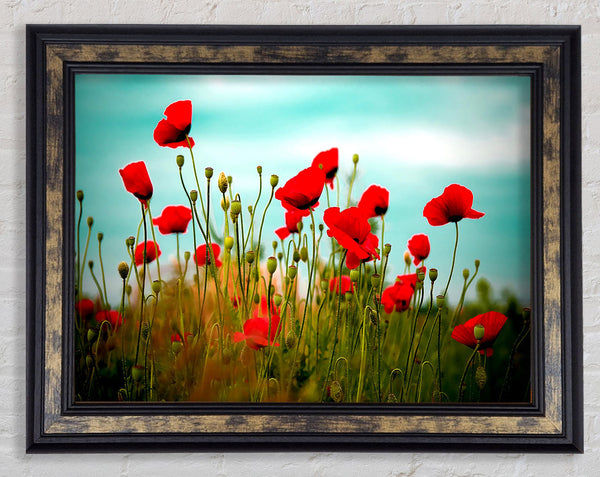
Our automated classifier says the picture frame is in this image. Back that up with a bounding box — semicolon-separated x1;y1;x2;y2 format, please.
26;25;582;452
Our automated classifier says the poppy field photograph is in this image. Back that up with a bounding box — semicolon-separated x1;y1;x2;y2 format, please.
73;73;532;404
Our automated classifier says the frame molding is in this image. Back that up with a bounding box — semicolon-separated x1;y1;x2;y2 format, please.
26;25;582;452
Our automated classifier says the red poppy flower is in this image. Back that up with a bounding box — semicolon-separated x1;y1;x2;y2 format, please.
75;299;94;319
396;266;427;290
153;100;195;149
95;310;123;330
329;276;354;295
323;207;380;270
275;166;325;212
381;281;415;314
275;209;305;240
234;300;281;351
152;205;192;235
423;184;485;226
407;234;430;265
311;147;338;189
134;241;161;267
194;243;222;268
119;161;153;206
171;332;193;344
358;185;389;218
451;311;508;357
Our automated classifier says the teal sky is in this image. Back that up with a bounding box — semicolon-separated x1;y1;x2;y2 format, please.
75;74;531;305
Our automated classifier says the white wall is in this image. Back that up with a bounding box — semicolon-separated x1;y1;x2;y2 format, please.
1;1;597;475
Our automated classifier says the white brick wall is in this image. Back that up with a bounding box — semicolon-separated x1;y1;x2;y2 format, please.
1;1;595;475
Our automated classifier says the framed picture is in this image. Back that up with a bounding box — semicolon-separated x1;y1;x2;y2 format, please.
26;25;582;452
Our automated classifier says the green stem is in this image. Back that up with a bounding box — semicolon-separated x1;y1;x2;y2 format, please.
134;203;148;367
146;204;162;285
98;237;108;306
458;344;480;402
321;250;347;400
443;222;459;297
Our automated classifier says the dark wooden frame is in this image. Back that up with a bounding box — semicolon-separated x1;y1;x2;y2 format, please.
26;25;582;453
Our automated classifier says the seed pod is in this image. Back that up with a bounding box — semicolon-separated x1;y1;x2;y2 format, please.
224;236;234;250
270;174;279;188
463;268;470;280
386;393;398;403
371;273;381;289
118;261;129;279
190;190;198;202
76;190;84;202
429;268;438;282
204;167;213;179
473;324;485;341
176;154;184;167
288;265;297;280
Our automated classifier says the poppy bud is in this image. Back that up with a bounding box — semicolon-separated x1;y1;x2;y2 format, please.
463;268;470;280
224;236;234;250
318;223;324;232
473;324;485;341
330;380;344;402
436;295;445;307
300;247;308;262
231;200;242;215
288;265;297;280
404;251;411;266
417;268;425;282
277;251;283;261
171;340;183;355
131;364;144;382
86;354;94;369
371;273;381;289
87;216;94;227
475;366;487;389
176;154;185;167
429;268;438;282
205;167;213;179
87;328;98;343
352;154;359;164
140;322;150;341
384;243;392;256
218;172;228;193
293;249;301;263
270;174;279;188
297;221;303;233
386;393;398;403
256;165;262;174
274;294;282;307
350;269;359;283
126;236;135;247
184;251;191;261
253;293;260;304
76;190;84;202
118;261;129;279
88;260;94;269
267;256;277;275
221;197;230;211
151;280;161;294
125;284;132;296
285;330;296;349
245;251;255;264
474;259;480;270
272;241;278;251
227;175;233;185
97;232;103;242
